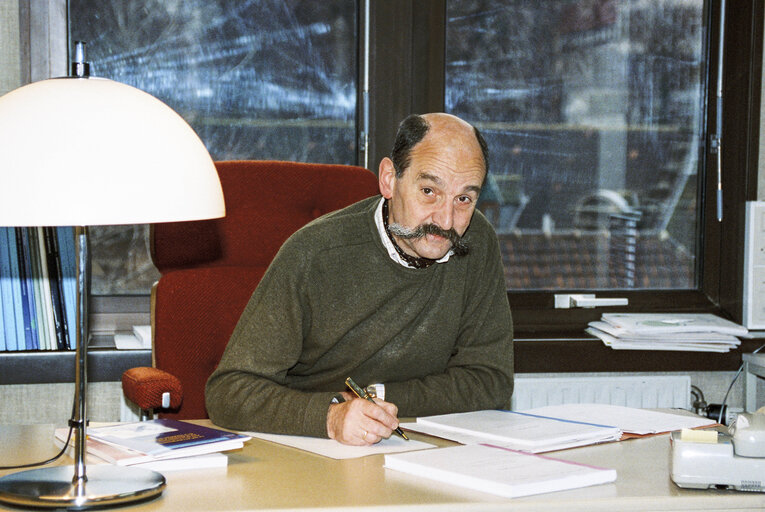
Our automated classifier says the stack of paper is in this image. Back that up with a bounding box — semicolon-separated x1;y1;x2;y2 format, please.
400;409;622;453
55;419;249;471
384;444;616;499
586;313;746;352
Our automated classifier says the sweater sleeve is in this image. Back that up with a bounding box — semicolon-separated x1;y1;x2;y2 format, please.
383;227;514;417
205;236;335;438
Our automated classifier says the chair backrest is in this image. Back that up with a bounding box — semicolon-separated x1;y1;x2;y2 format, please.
151;160;379;419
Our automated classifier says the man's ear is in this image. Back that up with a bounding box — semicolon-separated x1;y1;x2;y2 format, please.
378;157;396;199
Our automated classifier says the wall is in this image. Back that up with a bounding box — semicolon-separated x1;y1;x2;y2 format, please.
0;382;127;424
0;1;21;95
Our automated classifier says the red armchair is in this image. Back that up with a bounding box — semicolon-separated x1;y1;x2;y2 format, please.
121;160;379;420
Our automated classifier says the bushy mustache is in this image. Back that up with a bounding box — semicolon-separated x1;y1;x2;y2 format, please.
388;222;469;257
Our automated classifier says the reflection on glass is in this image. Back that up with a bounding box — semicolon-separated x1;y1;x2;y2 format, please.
69;0;357;294
446;0;705;290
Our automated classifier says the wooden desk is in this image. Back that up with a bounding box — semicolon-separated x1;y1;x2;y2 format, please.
1;422;765;511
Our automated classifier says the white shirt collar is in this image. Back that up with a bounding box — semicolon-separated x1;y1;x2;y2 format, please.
374;197;452;268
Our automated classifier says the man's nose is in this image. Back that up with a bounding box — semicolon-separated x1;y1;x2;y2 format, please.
432;201;455;231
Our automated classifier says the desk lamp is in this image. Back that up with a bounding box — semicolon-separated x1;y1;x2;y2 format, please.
0;42;225;509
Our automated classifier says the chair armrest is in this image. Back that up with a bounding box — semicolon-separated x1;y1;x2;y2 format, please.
122;367;183;411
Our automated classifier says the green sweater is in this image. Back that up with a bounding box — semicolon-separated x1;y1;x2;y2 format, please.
205;196;513;437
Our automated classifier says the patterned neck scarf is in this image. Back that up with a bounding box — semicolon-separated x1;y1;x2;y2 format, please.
382;199;437;269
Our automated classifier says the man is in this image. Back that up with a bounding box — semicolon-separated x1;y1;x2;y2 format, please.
205;113;513;445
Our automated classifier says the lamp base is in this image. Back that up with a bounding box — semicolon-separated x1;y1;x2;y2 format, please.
0;464;165;509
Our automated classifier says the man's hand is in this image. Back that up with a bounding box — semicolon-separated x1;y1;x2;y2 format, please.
326;395;400;445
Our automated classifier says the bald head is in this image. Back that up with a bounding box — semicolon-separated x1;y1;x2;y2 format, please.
389;113;489;179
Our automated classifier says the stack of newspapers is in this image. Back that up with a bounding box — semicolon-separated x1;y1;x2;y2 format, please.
586;313;747;352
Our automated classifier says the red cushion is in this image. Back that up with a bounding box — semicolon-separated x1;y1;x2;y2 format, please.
122;367;183;411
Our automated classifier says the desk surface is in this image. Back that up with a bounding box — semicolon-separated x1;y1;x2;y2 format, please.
1;422;765;512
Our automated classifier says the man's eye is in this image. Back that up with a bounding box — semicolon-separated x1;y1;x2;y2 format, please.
422;187;434;195
458;195;473;204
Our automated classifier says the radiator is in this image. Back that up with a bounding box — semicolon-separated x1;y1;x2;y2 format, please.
511;375;691;411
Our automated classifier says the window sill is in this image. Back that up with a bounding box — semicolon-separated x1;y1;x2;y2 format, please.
0;336;151;385
4;333;759;386
514;333;764;373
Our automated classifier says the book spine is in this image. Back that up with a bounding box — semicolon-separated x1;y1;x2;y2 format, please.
0;228;16;350
43;227;69;350
15;228;37;350
5;230;23;351
34;227;57;350
0;229;6;352
56;227;77;350
27;228;50;350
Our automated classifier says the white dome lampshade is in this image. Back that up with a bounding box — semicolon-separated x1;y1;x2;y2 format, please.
0;76;225;226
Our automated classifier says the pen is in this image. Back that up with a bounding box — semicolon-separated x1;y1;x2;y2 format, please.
345;377;409;441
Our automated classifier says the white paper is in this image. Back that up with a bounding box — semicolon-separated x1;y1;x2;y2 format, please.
133;325;152;346
587;326;738;353
245;431;434;459
384;444;616;498
589;321;742;343
521;403;717;435
599;313;748;336
114;333;144;350
401;410;621;453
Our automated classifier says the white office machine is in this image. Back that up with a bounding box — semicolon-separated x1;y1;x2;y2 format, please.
671;412;765;491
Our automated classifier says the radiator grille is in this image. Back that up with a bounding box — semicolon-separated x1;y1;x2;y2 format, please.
511;375;691;411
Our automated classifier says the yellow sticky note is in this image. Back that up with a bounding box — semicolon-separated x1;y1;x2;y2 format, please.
679;428;718;443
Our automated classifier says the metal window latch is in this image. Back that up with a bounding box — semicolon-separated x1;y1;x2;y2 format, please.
554;294;629;309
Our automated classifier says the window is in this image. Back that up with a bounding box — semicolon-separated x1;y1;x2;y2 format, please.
440;0;760;335
68;0;358;295
447;0;703;291
63;0;761;344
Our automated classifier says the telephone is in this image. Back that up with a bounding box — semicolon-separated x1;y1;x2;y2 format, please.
671;411;765;491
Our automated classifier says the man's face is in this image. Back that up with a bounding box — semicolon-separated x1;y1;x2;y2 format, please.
379;117;485;261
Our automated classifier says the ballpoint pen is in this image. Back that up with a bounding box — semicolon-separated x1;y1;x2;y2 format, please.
345;377;409;441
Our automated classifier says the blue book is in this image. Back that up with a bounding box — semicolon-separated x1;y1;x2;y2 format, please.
56;227;77;350
4;229;23;351
16;228;38;350
0;228;10;351
0;228;18;350
27;227;51;350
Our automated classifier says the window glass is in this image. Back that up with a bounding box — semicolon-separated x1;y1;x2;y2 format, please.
446;0;706;291
69;0;357;294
